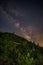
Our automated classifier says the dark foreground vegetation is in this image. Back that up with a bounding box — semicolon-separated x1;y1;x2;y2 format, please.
0;32;43;65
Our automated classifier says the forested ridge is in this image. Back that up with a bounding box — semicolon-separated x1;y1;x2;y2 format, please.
0;32;43;65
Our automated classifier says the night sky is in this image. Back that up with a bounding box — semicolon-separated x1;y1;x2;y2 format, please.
0;0;43;47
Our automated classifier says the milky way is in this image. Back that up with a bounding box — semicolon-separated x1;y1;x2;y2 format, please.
0;0;43;46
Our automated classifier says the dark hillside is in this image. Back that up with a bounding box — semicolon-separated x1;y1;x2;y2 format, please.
0;32;43;65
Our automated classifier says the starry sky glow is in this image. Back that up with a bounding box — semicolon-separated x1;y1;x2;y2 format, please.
0;0;43;47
